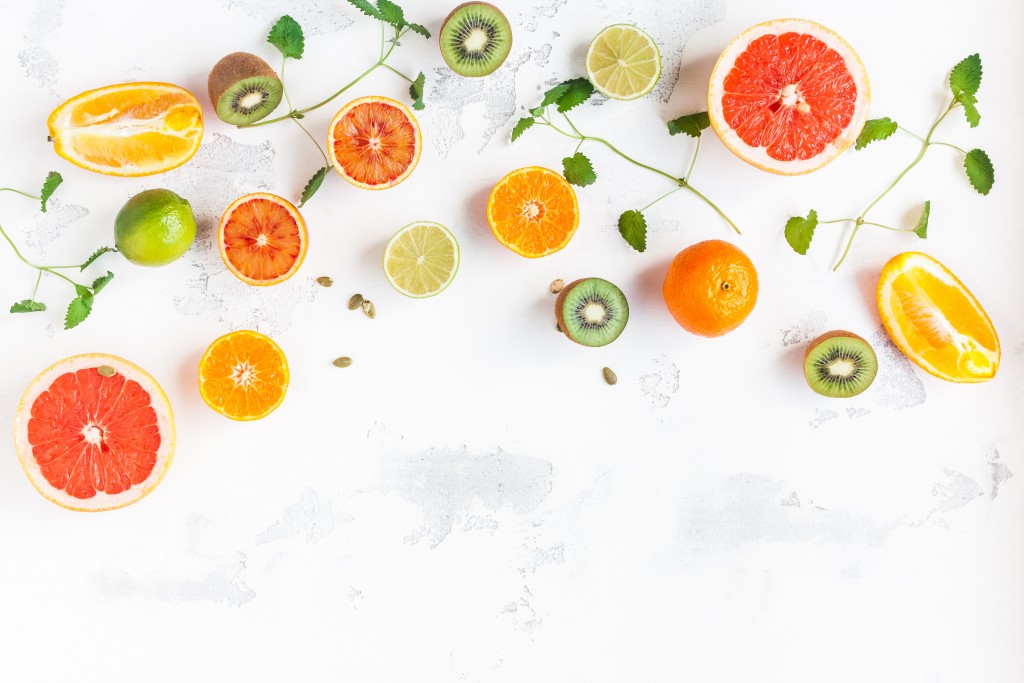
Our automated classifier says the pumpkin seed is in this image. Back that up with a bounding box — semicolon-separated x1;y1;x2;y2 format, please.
332;357;353;368
361;300;376;319
348;293;364;310
316;276;334;287
550;278;564;294
602;367;617;385
97;365;117;377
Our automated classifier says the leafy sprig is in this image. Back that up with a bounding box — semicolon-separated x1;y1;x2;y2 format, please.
513;80;740;252
0;172;117;329
787;54;994;270
238;1;432;205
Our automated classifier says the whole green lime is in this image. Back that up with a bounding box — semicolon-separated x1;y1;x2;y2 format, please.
114;189;197;266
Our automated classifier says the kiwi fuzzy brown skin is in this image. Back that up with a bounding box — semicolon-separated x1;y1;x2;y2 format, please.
803;330;877;398
554;278;582;341
207;52;282;123
440;2;513;77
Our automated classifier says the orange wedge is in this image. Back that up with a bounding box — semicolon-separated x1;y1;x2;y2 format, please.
877;252;999;383
487;167;580;258
47;82;203;177
198;330;289;421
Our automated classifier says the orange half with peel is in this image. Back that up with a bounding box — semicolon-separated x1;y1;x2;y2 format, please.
487;167;580;258
877;252;999;383
198;330;289;421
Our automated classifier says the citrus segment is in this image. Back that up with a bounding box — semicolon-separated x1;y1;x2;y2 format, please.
14;354;175;511
877;252;999;383
327;96;422;190
218;193;308;286
662;239;758;337
198;330;289;421
383;221;460;298
486;167;580;258
47;82;203;176
708;19;869;174
586;24;662;100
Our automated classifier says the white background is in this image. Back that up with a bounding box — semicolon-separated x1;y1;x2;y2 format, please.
1;0;1022;680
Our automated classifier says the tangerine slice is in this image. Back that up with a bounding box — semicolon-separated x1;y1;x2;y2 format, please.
877;252;999;383
486;167;580;258
47;82;203;177
14;354;175;511
198;330;289;421
218;193;308;286
327;96;422;190
708;19;869;175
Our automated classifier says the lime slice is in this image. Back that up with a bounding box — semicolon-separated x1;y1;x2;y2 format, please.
383;221;460;298
586;24;662;101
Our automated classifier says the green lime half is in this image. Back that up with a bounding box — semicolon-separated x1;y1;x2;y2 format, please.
383;221;460;298
586;24;662;101
114;189;196;267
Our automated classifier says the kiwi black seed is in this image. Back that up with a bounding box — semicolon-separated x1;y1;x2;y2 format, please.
208;52;284;125
555;278;629;347
440;2;513;77
803;330;878;398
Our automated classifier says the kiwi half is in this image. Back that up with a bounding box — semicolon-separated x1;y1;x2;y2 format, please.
440;2;513;77
555;278;629;347
208;52;284;125
803;330;878;398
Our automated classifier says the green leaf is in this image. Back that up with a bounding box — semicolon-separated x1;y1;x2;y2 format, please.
964;149;994;195
913;201;930;239
511;117;535;142
299;167;330;207
65;295;93;330
855;117;898;150
80;246;117;271
555;78;594;112
376;0;404;26
956;91;980;127
529;106;545;117
785;209;818;255
949;53;982;98
539;82;571;108
268;15;304;59
406;22;431;39
91;271;114;293
562;152;597;187
346;0;382;20
409;71;425;110
618;210;647;253
10;299;46;313
666;112;710;137
39;171;62;212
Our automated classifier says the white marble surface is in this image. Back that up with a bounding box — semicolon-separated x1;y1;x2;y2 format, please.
1;0;1022;680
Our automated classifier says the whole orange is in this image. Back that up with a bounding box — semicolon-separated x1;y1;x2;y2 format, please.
662;239;758;337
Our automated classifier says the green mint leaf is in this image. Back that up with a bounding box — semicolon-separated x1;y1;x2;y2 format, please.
39;171;62;212
91;271;114;293
956;91;980;127
409;71;425;110
65;295;93;330
562;152;597;187
346;0;382;20
376;0;404;26
10;299;46;313
407;22;431;39
80;246;117;271
913;201;930;239
511;116;535;142
785;209;818;255
268;15;304;59
556;78;594;112
949;53;982;98
964;149;994;195
666;112;710;137
529;106;545;117
299;167;330;207
540;82;571;108
855;117;898;150
618;210;647;253
74;284;92;298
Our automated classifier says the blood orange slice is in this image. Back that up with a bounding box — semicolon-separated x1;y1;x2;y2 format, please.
708;19;870;175
327;96;422;190
218;192;308;286
14;354;175;511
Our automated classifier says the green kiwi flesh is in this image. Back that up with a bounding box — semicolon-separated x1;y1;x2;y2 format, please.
555;278;629;347
803;330;878;398
440;2;513;77
208;52;284;125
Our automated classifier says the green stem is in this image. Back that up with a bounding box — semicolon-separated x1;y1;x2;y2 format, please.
819;218;856;224
381;63;415;84
0;188;40;200
585;135;683;185
640;186;684;212
683;183;742;235
930;140;968;155
292;117;331;167
897;125;925;143
683;135;702;182
0;223;90;290
31;270;42;299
